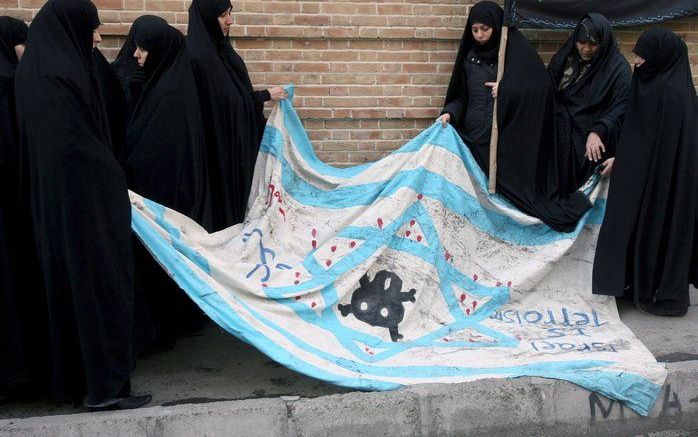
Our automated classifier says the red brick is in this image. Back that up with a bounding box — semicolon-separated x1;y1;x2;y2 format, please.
0;8;31;19
377;4;412;15
263;2;301;14
94;0;123;10
123;0;143;9
320;3;358;15
294;14;330;26
143;0;182;12
17;0;43;7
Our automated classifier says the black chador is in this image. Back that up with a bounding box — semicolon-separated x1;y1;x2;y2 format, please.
0;15;33;393
111;15;149;103
14;0;148;408
124;16;208;224
442;1;591;232
548;14;631;194
593;29;698;317
187;0;270;231
122;16;210;346
112;16;143;90
93;47;127;157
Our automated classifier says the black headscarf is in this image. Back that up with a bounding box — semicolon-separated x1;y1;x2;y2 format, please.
0;15;32;393
632;28;687;81
466;2;502;63
443;1;591;232
560;16;604;87
111;15;149;93
551;14;622;94
548;13;631;194
14;0;140;405
123;15;209;348
576;17;602;45
187;0;267;231
593;29;698;315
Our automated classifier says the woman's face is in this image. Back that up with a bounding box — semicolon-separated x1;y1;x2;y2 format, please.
134;46;148;67
471;23;493;45
633;54;646;68
576;41;599;61
92;29;102;48
14;44;25;60
218;7;233;37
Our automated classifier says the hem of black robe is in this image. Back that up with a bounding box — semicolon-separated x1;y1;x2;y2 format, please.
638;295;690;317
83;378;131;408
0;374;33;395
592;285;625;298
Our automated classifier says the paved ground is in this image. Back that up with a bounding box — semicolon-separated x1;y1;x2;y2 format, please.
635;432;698;437
618;294;698;362
0;324;350;420
1;290;696;421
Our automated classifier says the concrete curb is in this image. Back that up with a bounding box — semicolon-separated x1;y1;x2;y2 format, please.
2;361;698;437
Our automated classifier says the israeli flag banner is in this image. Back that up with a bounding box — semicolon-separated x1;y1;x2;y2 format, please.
130;85;666;416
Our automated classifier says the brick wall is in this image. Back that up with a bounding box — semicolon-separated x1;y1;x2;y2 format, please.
2;1;697;166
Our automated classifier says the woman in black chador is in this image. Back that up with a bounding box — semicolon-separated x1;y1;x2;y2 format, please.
593;29;698;317
14;0;150;409
124;16;208;225
440;1;591;232
111;15;148;93
123;15;211;347
187;0;286;231
0;15;32;394
548;14;631;194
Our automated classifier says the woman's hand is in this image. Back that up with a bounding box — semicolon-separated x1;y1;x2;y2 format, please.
268;86;288;101
600;157;615;176
438;113;451;127
585;132;606;162
485;81;499;99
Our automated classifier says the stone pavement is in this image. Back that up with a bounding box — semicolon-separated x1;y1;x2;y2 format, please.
1;291;697;436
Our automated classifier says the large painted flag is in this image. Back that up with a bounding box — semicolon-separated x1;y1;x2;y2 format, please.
504;0;698;28
130;86;666;416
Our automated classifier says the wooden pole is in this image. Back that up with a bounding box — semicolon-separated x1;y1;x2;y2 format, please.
488;26;509;194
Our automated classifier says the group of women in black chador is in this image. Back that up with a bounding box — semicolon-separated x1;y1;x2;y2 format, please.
0;0;286;411
0;0;695;411
440;1;696;320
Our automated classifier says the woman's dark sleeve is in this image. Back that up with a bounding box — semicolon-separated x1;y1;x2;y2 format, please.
253;89;271;104
442;93;466;122
442;61;468;122
590;61;632;156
